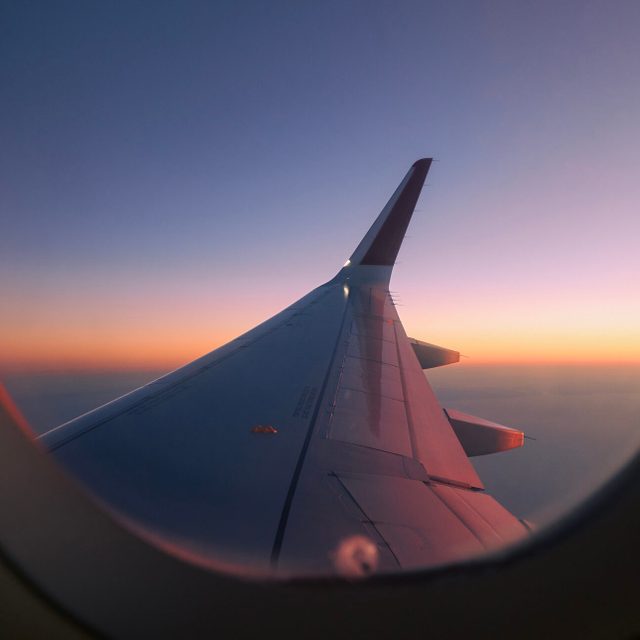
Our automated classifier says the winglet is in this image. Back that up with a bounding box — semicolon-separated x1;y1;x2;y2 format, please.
348;158;432;267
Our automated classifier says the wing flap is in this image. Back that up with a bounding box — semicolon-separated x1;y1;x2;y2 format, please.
335;473;527;569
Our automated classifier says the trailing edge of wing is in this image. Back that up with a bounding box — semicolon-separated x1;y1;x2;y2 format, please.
348;158;432;267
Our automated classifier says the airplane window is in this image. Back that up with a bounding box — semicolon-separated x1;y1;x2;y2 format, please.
2;3;639;636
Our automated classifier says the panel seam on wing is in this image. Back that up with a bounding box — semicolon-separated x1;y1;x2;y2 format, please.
269;291;353;568
331;473;401;568
427;484;492;550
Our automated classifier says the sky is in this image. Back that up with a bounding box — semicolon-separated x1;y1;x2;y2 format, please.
2;1;639;372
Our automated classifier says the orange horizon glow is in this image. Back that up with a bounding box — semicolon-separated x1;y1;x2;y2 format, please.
4;270;639;374
4;296;639;372
3;328;639;374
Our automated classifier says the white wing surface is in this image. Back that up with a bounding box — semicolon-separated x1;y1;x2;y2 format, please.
40;160;527;577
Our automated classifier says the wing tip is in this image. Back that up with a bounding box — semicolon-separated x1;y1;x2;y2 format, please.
355;158;432;266
412;157;433;170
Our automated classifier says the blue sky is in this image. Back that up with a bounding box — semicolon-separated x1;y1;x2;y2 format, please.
2;1;639;369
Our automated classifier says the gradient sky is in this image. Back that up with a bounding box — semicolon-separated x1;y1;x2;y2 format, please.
2;1;639;371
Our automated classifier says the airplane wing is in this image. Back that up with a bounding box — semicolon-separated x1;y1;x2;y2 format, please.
39;159;528;578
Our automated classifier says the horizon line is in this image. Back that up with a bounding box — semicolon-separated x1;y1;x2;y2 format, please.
3;358;640;377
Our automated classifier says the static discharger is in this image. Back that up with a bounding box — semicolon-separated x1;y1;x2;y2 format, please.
251;425;278;435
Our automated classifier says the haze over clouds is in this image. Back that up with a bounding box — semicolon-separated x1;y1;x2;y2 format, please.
5;362;640;525
2;1;639;370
